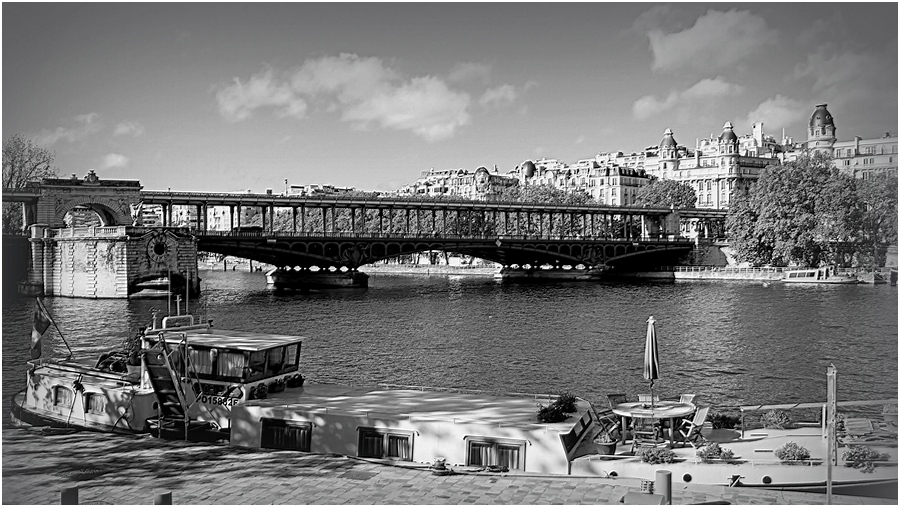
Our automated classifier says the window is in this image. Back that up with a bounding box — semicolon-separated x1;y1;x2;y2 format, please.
217;351;245;379
465;437;526;470
53;386;74;409
261;418;312;451
188;348;214;375
84;393;107;414
358;428;413;460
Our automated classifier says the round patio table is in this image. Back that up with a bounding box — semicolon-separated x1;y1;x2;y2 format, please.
612;401;696;445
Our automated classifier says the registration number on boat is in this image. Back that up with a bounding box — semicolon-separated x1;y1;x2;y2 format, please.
198;394;242;407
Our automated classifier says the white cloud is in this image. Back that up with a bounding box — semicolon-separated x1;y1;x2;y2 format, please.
113;121;145;137
793;49;887;99
448;62;492;84
102;153;129;168
33;113;102;145
646;9;776;73
479;85;518;108
216;54;474;142
632;77;744;120
215;67;308;122
742;95;808;132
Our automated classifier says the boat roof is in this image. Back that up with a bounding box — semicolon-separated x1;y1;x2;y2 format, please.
256;383;588;431
156;328;305;351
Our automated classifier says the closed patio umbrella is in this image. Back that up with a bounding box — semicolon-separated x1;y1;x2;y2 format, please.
643;316;660;409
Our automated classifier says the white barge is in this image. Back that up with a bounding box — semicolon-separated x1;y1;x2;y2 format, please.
11;312;897;499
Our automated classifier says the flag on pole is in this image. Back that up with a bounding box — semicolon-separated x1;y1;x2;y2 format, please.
31;298;52;359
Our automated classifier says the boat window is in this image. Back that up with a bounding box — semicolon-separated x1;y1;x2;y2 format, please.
266;347;285;375
53;386;74;409
285;343;299;369
464;436;526;470
84;393;107;414
261;418;312;451
217;351;245;379
357;427;413;461
188;348;215;375
247;351;268;381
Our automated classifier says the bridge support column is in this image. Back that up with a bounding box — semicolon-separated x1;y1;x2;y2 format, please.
18;224;48;296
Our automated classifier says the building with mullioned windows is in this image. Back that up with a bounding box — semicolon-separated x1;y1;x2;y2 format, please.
390;103;897;208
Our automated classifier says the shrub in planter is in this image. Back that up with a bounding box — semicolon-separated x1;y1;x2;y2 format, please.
286;373;305;388
253;383;269;400
554;392;579;413
537;403;569;423
842;445;890;473
762;410;792;429
637;447;677;464
696;442;736;463
710;412;740;430
774;441;810;462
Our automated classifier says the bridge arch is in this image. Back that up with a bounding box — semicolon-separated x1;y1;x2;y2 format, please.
58;196;130;227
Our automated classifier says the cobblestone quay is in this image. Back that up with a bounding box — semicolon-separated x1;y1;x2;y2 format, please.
2;428;892;505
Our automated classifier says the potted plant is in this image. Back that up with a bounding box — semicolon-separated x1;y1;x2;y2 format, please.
593;427;619;455
637;447;677;464
842;445;890;473
774;441;811;464
696;442;736;463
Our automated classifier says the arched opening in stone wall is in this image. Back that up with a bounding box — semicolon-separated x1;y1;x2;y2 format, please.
61;203;120;227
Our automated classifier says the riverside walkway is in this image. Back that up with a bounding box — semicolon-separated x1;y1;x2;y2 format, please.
2;428;893;505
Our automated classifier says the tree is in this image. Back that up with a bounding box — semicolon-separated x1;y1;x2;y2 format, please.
634;179;697;208
2;134;58;233
725;153;878;267
856;173;899;266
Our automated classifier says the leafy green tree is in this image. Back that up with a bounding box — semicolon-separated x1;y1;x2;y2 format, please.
2;134;58;233
857;173;899;265
634;179;697;208
725;153;879;267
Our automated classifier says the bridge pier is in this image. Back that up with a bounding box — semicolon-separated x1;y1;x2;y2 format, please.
265;267;369;290
20;225;200;299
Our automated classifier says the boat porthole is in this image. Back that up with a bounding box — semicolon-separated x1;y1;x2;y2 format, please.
682;474;692;483
762;476;772;484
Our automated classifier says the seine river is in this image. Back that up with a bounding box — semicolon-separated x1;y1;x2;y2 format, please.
2;270;897;425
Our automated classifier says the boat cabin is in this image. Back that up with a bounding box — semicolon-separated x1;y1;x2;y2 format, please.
141;327;307;428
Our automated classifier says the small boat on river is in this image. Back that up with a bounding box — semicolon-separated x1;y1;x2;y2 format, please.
782;267;858;284
11;310;897;499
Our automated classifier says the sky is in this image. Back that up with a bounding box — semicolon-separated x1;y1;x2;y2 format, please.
3;2;898;193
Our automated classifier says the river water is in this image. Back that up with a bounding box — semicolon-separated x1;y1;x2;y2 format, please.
2;271;897;426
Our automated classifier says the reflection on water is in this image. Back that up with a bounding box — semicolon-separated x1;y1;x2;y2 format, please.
3;271;897;426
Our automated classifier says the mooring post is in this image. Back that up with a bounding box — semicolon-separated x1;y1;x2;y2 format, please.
656;469;672;505
154;492;172;505
60;486;78;505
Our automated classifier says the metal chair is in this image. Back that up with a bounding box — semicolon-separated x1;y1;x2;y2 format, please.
679;394;697;404
631;417;667;454
607;393;628;409
677;406;710;448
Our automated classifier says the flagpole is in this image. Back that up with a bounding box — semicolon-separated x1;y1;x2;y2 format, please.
38;298;74;360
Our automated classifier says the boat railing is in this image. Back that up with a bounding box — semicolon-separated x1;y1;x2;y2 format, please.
738;399;898;439
27;359;138;387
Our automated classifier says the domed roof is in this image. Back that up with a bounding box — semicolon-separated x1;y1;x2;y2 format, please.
659;128;677;149
521;160;536;178
809;104;835;128
719;121;738;143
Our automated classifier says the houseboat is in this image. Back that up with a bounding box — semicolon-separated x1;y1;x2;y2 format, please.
11;313;896;499
782;267;859;284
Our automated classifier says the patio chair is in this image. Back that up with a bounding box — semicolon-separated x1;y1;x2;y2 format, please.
631;417;667;454
607;394;630;440
638;394;660;403
677;406;710;448
679;394;696;404
607;394;628;409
